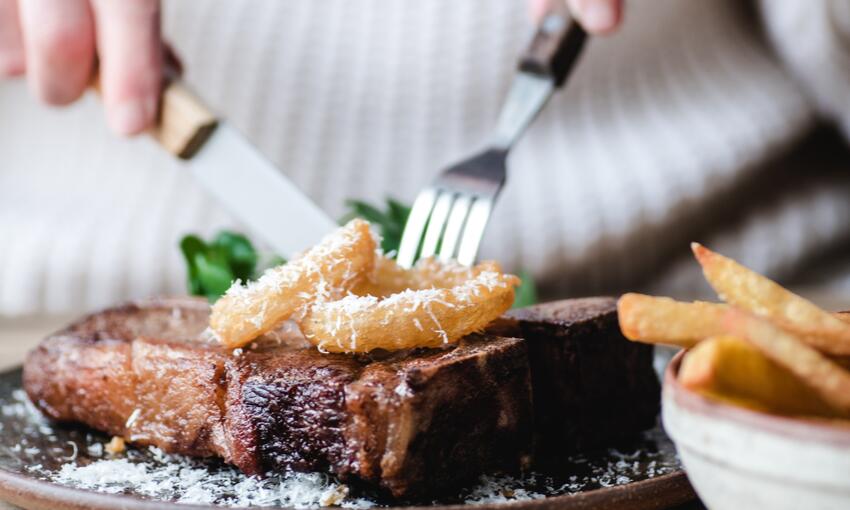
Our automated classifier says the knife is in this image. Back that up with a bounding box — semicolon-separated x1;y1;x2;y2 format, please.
139;80;338;258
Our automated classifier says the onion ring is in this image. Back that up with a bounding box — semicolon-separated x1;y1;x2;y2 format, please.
299;257;520;353
351;256;482;296
209;219;376;348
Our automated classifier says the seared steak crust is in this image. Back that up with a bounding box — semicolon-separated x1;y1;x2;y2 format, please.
225;347;362;475
23;298;533;497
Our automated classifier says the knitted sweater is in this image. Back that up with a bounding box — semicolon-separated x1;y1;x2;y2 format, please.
0;0;847;316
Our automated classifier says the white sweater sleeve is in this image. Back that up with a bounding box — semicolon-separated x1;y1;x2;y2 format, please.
758;0;850;137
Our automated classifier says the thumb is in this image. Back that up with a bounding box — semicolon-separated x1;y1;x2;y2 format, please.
546;0;622;35
567;0;622;34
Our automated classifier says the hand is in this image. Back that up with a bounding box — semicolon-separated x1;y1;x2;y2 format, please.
531;0;624;35
0;0;162;135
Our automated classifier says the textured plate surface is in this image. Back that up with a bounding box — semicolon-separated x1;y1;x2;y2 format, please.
0;366;694;510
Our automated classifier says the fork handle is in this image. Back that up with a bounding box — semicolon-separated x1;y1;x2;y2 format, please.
519;0;587;87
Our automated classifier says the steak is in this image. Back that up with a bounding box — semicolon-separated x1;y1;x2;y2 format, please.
23;296;659;497
505;297;660;464
23;298;533;497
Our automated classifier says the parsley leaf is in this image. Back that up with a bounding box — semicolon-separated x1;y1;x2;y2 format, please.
213;231;257;282
341;198;410;255
512;269;538;309
193;248;234;301
180;231;284;302
179;235;207;296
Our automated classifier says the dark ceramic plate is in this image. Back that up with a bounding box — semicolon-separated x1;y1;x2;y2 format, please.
0;367;695;510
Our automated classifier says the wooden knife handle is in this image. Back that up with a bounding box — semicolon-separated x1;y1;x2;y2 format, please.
150;80;218;159
519;0;587;87
92;72;218;160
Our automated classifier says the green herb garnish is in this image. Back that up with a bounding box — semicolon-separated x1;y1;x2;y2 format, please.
180;231;283;302
512;269;538;309
341;198;410;255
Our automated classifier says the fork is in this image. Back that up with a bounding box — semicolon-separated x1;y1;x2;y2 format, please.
396;0;587;268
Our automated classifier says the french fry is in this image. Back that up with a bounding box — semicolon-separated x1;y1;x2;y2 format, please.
617;293;727;347
618;293;850;349
721;308;850;417
680;335;837;417
692;243;850;355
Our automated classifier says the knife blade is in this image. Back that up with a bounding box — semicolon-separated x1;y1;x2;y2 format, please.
144;80;338;258
185;123;338;258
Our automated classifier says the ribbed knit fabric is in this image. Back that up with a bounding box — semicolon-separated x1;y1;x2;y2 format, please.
759;0;850;138
0;0;843;316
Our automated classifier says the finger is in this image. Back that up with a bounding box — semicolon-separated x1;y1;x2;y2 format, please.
0;0;25;76
91;0;162;136
529;0;548;21
565;0;623;34
17;0;95;103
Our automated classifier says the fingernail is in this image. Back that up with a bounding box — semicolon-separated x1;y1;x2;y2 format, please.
581;1;616;33
109;97;156;136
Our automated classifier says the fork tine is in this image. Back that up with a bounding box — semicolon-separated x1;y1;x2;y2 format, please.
438;195;472;262
456;198;493;266
397;189;438;268
419;192;454;260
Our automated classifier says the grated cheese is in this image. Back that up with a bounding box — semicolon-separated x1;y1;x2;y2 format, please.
125;409;141;429
1;383;682;508
63;441;78;461
463;475;546;504
87;442;104;457
50;449;375;508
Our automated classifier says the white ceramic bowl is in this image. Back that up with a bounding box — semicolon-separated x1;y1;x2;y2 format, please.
663;350;850;510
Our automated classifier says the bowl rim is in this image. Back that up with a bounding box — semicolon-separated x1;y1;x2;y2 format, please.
664;349;850;446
